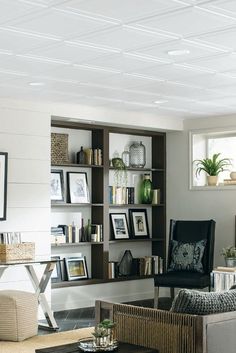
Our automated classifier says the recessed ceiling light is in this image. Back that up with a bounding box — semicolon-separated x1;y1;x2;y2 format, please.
29;82;45;86
153;99;168;104
167;49;190;56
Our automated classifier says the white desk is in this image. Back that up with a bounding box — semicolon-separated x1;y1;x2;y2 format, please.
0;258;59;330
212;269;236;291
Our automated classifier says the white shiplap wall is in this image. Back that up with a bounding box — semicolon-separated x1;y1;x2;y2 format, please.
0;107;51;289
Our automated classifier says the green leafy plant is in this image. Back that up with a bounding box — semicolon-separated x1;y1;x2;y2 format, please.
194;153;231;177
92;319;116;338
112;157;127;186
221;246;236;258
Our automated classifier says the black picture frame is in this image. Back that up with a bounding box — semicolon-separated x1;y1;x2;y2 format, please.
51;256;62;283
65;256;88;281
110;213;129;240
0;152;8;221
129;209;149;238
51;169;64;202
67;172;90;204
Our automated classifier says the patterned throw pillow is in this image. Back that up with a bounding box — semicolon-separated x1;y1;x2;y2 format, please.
168;239;206;273
171;288;236;315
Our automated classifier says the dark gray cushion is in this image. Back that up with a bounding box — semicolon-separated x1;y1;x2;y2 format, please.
168;239;206;273
171;289;236;315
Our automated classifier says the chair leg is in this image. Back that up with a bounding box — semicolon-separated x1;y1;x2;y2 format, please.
154;287;159;308
170;287;175;300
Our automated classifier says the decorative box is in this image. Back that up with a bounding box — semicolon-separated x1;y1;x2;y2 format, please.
51;133;69;164
0;243;35;261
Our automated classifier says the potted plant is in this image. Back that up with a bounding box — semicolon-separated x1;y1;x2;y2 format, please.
194;153;231;186
111;157;127;187
221;246;236;267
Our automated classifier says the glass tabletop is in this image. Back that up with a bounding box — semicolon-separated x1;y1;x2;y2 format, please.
0;257;58;266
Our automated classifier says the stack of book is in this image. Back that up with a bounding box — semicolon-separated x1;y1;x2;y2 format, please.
224;179;236;185
132;256;163;276
109;186;135;204
0;232;22;244
93;148;102;165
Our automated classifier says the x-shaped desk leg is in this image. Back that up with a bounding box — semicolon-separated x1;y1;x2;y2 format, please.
25;262;59;330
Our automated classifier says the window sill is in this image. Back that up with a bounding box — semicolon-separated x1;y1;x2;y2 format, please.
190;184;236;191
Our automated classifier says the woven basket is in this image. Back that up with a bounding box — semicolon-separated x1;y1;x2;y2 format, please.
51;133;69;164
0;243;35;261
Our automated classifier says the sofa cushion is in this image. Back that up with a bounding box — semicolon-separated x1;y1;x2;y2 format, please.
168;239;206;273
171;288;236;315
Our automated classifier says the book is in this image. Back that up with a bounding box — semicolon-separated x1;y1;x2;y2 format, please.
224;179;236;185
215;266;236;272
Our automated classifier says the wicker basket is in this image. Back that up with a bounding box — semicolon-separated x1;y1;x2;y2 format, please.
0;243;35;261
51;132;69;164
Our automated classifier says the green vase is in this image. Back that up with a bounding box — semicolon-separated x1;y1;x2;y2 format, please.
140;174;152;204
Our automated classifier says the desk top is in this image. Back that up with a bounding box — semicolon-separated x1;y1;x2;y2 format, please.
35;342;158;353
0;258;58;266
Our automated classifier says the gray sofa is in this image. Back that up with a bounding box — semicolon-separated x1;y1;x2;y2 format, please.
95;299;236;353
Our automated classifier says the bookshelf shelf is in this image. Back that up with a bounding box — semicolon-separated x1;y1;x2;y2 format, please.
52;163;104;169
51;242;103;247
109;204;164;208
109;167;164;172
52;275;154;289
51;203;104;207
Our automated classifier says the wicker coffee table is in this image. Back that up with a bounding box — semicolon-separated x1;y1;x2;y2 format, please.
35;341;158;353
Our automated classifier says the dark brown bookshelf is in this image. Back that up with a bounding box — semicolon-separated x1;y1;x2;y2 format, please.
51;120;166;287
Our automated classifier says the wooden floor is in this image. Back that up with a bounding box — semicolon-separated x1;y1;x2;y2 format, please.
39;298;172;334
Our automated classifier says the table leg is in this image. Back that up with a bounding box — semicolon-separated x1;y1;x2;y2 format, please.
25;263;59;330
0;266;7;280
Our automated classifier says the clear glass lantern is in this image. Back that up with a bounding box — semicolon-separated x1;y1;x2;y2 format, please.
129;141;146;168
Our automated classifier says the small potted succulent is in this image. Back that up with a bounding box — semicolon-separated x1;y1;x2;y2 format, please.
221;246;236;267
92;319;116;347
194;153;231;186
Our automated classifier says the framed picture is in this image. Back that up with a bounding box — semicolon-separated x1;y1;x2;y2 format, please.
67;172;90;204
51;170;64;202
65;256;88;281
0;152;8;221
110;213;129;240
129;209;149;238
51;256;62;283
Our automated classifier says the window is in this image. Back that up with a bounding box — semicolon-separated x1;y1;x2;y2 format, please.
190;129;236;188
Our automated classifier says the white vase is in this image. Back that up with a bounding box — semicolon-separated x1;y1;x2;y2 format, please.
207;175;218;186
230;171;236;180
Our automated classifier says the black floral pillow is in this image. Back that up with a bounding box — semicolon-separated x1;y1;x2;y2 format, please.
168;239;206;273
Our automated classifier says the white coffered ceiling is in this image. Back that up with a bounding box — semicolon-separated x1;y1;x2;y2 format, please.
1;0;236;119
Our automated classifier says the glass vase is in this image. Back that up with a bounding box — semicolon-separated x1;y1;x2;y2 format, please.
140;174;152;204
129;141;146;168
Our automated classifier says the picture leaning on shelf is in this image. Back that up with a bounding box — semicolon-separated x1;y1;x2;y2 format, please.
51;169;64;202
67;172;90;204
110;213;129;240
129;209;149;239
64;256;88;281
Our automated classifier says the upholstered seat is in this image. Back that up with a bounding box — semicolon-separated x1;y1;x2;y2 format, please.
0;290;38;341
154;271;211;288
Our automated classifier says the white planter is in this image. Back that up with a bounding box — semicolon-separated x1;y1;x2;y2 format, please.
225;257;236;267
207;175;218;186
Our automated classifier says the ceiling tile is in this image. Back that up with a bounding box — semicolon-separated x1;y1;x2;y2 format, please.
0;28;58;54
8;7;112;39
45;64;118;84
132;39;224;64
192;27;236;51
99;73;163;90
0;52;67;76
0;0;41;25
28;42;108;64
202;0;236;18
186;53;236;72
85;52;169;72
135;7;236;38
71;26;173;52
60;0;185;23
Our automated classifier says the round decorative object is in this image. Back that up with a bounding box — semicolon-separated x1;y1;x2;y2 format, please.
230;171;236;180
140;174;152;204
129;141;146;168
